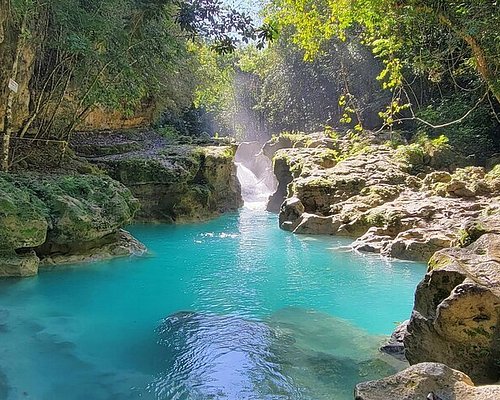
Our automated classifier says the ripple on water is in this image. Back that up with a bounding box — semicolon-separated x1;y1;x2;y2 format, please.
0;210;424;400
149;308;405;400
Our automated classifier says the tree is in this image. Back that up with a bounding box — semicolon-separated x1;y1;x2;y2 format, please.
269;0;500;109
1;0;197;170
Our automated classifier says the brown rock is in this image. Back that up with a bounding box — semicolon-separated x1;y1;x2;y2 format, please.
355;362;500;400
404;233;500;383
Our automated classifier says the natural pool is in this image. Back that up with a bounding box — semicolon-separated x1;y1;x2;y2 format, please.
0;208;426;400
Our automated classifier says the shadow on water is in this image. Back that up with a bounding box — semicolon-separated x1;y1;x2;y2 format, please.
149;308;403;400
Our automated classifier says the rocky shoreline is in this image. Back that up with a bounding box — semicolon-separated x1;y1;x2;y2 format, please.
0;130;242;277
1;128;498;398
260;131;500;397
0;173;145;277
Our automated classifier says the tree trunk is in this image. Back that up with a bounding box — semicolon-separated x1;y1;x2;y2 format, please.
416;4;500;104
2;10;28;171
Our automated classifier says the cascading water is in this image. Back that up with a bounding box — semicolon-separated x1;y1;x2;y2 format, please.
235;142;277;210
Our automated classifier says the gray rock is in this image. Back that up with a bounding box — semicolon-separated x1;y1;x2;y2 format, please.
355;362;500;400
404;233;500;384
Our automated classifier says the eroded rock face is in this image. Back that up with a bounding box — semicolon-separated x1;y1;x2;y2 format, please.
404;233;500;383
268;132;500;263
0;173;143;277
355;362;500;400
72;131;242;222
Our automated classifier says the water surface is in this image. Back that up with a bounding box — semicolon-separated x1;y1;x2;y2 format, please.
0;209;425;399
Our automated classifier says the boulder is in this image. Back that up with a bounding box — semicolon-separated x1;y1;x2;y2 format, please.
279;197;305;232
404;233;500;383
97;144;242;222
0;173;143;277
355;362;500;400
0;252;39;277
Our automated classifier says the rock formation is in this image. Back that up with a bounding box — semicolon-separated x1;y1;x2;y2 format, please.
355;362;500;400
267;132;500;262
0;173;144;277
71;130;243;222
404;221;500;383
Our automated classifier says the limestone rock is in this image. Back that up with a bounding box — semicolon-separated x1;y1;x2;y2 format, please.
404;233;500;383
0;252;39;277
267;132;500;263
355;362;500;400
40;230;146;267
0;173;144;277
77;132;243;222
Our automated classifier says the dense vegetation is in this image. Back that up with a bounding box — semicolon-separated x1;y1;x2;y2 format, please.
1;0;499;170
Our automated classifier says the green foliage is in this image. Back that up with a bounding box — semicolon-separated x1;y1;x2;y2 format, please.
267;0;500;135
157;126;181;142
416;96;500;160
7;0;199;141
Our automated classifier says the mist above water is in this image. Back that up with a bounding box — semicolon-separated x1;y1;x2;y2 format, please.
235;142;277;210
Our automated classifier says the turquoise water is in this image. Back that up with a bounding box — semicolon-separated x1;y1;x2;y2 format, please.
0;208;426;400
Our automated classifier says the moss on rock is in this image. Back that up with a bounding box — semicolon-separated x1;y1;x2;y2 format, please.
0;173;141;277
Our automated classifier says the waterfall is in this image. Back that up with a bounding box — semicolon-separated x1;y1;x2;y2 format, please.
235;142;277;210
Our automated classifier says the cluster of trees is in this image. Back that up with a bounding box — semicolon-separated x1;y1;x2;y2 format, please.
194;0;499;160
192;32;391;141
0;0;265;170
1;0;197;169
1;0;498;169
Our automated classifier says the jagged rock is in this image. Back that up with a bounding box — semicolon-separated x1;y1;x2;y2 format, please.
95;144;242;222
267;147;338;213
380;320;408;360
404;233;500;383
267;154;294;212
355;362;500;400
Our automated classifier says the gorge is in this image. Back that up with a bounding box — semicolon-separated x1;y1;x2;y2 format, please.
1;0;499;398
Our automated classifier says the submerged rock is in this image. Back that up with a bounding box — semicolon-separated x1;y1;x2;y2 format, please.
355;362;500;400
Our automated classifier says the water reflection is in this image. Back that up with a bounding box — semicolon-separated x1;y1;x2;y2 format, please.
149;308;403;400
150;311;301;399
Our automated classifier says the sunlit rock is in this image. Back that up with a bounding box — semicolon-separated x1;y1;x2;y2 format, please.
355;362;500;400
404;233;500;383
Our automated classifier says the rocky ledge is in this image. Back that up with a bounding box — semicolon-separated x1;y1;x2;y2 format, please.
403;217;500;384
264;132;500;392
71;130;242;222
0;173;145;277
355;362;500;400
269;132;500;262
